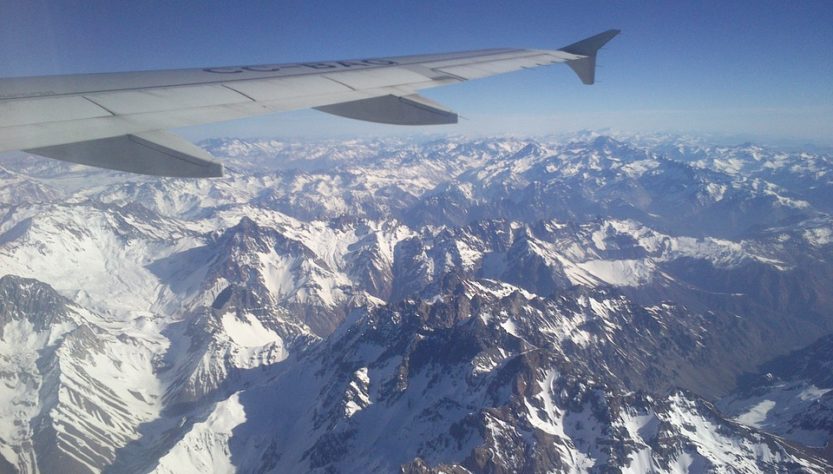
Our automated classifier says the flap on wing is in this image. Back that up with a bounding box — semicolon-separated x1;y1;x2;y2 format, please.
315;94;457;125
25;130;223;178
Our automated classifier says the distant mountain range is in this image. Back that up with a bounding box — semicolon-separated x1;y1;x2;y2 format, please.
0;133;831;472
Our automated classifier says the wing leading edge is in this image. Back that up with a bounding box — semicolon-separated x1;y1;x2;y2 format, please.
0;29;620;177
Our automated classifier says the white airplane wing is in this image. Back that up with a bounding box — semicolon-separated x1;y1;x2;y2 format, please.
0;29;619;177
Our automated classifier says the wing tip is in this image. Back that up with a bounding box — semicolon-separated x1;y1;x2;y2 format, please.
205;161;224;178
559;29;621;57
560;29;621;85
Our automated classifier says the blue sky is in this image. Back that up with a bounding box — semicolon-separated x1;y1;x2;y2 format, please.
1;1;832;144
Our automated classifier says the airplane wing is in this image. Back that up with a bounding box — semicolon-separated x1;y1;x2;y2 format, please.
0;29;619;177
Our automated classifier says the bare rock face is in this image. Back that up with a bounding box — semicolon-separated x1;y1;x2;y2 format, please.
0;275;70;331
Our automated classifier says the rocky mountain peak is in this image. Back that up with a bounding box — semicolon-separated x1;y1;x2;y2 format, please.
0;275;70;331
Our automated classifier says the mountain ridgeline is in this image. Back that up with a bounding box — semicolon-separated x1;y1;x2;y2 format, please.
0;134;831;472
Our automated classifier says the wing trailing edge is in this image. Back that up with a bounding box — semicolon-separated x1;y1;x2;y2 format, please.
25;131;223;178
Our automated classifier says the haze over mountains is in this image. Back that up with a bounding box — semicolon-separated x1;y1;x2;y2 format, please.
0;133;831;472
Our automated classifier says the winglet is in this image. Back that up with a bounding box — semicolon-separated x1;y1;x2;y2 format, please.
559;29;620;85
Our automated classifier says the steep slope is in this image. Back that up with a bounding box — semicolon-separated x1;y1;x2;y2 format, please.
719;335;833;454
218;280;829;472
0;275;165;473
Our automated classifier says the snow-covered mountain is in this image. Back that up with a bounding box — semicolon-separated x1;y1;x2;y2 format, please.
0;275;165;473
213;282;829;472
1;133;832;472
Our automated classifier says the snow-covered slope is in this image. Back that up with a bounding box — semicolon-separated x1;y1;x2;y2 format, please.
0;275;165;473
719;335;833;451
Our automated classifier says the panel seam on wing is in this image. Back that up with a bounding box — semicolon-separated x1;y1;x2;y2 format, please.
80;96;117;117
219;84;258;102
322;76;358;91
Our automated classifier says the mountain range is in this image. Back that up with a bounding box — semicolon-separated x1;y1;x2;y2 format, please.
0;132;831;472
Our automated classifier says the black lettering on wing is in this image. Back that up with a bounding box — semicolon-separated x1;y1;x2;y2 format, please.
303;63;338;69
243;65;283;72
362;59;397;66
204;67;244;74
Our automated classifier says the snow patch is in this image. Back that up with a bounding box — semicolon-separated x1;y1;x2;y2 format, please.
577;259;654;286
804;227;832;247
221;313;282;348
153;393;247;474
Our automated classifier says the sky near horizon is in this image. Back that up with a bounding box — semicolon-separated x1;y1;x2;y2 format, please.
1;1;831;145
